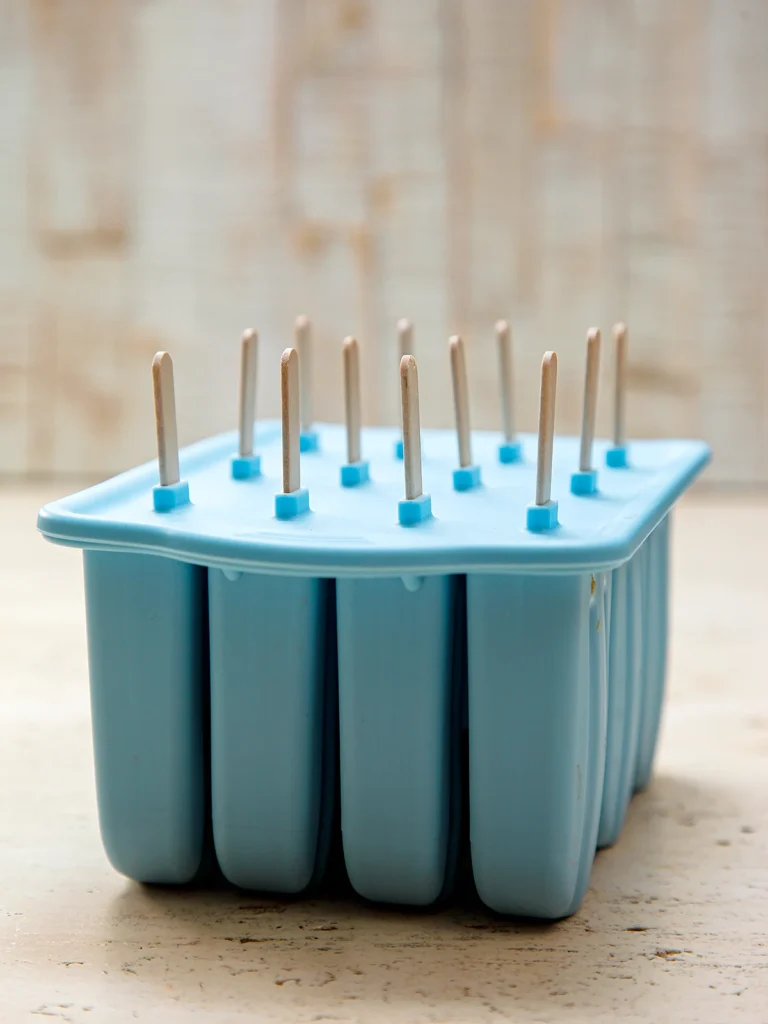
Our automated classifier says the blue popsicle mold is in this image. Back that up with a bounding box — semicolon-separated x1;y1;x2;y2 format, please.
38;422;709;918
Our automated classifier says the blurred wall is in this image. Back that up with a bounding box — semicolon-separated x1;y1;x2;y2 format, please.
0;0;766;483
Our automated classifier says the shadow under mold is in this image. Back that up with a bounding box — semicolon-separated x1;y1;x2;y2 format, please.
100;771;736;1014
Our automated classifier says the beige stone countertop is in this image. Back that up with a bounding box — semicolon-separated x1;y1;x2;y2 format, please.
1;486;767;1023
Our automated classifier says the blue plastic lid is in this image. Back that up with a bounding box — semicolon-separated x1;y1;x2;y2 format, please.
38;422;709;577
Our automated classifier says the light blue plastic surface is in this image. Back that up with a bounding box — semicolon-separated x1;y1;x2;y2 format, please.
467;571;606;916
337;575;458;904
83;551;207;883
635;515;671;791
597;550;644;847
208;571;332;891
39;422;708;918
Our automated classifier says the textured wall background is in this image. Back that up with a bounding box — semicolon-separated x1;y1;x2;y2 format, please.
0;0;766;482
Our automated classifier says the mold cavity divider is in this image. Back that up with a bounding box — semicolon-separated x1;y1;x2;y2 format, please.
598;533;644;848
597;324;649;847
231;328;261;479
607;322;628;468
296;314;320;452
634;512;671;790
449;335;481;491
275;347;310;520
394;318;412;460
571;328;601;495
496;319;522;463
340;336;370;486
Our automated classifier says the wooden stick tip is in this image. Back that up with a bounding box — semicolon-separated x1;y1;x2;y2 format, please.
242;327;256;343
543;350;557;371
495;319;509;336
343;335;357;351
295;314;309;330
397;317;412;332
281;346;297;370
400;353;416;378
613;322;627;340
152;351;172;386
587;326;600;343
449;333;462;351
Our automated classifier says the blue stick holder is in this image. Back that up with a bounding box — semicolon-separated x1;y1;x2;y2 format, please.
275;487;310;520
453;465;481;492
606;445;628;468
39;423;709;918
300;430;320;453
571;468;598;495
340;461;370;488
398;493;433;526
231;454;262;480
498;440;523;464
152;480;190;512
526;499;559;532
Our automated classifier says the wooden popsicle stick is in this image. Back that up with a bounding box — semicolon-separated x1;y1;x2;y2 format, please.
535;351;558;506
295;314;313;432
281;347;300;493
613;322;627;447
496;319;515;442
400;354;423;500
397;318;413;361
394;319;414;459
343;336;362;464
152;351;180;487
238;328;258;458
579;328;601;472
449;334;472;468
